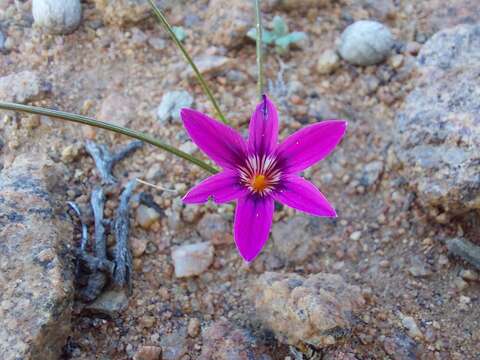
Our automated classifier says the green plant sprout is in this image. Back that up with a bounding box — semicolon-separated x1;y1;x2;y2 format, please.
247;15;307;54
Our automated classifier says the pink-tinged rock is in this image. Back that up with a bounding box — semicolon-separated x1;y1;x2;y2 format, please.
252;272;365;348
0;154;74;360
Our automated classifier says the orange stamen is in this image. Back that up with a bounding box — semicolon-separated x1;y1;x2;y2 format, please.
251;174;268;192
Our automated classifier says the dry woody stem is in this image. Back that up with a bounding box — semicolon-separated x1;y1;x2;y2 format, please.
112;179;137;291
85;140;143;184
447;237;480;270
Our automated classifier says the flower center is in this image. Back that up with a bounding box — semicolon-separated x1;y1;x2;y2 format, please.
238;155;282;196
251;174;267;192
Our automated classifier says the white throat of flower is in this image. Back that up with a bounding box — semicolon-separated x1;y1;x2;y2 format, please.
238;154;281;196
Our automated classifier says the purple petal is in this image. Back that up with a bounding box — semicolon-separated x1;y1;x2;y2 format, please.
234;195;274;262
248;95;279;156
183;170;247;204
276;120;347;174
273;176;337;217
181;108;247;169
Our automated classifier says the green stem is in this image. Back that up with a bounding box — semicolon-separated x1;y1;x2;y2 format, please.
146;0;228;124
0;101;218;174
255;0;264;99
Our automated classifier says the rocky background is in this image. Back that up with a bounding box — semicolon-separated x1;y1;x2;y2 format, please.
1;0;480;359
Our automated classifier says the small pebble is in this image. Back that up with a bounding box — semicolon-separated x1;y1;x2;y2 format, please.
184;55;232;79
350;231;362;241
453;277;468;291
131;238;147;258
408;256;432;278
61;144;79;163
156;90;193;124
133;345;162;360
316;49;340;75
460;269;479;282
171;242;214;278
85;290;129;317
179;141;197;155
438;254;449;267
32;0;82;35
338;20;393;66
3;37;14;51
389;54;404;69
36;248;55;263
459;295;471;311
136;205;161;230
187;318;201;337
139;316;156;329
399;313;423;339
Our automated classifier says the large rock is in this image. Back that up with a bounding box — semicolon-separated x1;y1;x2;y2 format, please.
0;154;74;360
394;24;480;215
32;0;82;35
198;320;272;360
252;272;365;348
416;0;480;37
204;0;253;48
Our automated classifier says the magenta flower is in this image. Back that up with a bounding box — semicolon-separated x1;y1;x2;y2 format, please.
181;95;347;262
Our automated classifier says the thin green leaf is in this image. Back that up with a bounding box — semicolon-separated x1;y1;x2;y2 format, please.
0;101;218;174
146;0;228;124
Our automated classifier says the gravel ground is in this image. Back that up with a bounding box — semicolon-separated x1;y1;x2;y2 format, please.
0;1;479;359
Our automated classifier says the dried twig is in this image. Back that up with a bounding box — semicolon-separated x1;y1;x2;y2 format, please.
447;238;480;270
139;192;164;216
67;201;89;251
113;179;137;290
74;249;115;274
78;187;109;302
71;143;141;301
85;140;144;184
91;187;106;259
